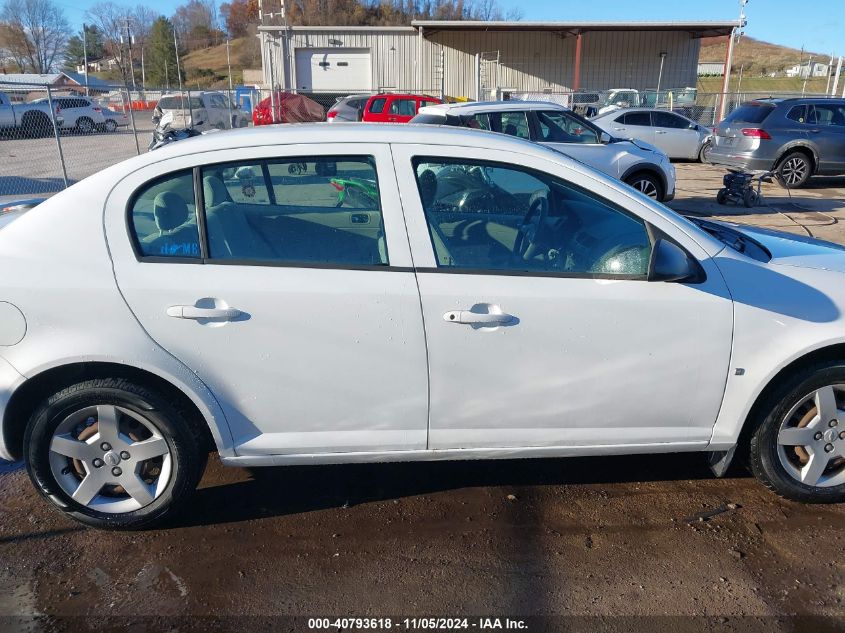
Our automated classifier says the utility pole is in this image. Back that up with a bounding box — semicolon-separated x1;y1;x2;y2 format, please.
123;18;136;92
802;55;813;95
226;38;234;127
832;56;843;96
718;0;748;122
174;25;183;93
141;46;146;87
82;22;89;96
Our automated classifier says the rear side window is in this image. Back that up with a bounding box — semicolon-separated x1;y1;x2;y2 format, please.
200;156;387;266
130;170;201;258
724;104;774;124
368;98;387;114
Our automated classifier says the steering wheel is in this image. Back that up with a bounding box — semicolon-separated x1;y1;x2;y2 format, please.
513;192;551;262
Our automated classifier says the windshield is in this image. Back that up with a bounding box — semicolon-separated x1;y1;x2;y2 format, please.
158;96;204;111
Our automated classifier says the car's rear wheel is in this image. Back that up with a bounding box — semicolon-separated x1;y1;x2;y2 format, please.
76;117;95;134
750;363;845;503
698;140;712;163
776;151;812;188
103;119;118;133
24;378;207;529
625;172;663;201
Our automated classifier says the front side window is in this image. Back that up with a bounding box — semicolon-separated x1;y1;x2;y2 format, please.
130;170;201;258
368;97;387;114
413;158;651;276
652;112;689;129
620;111;651;126
201;156;387;267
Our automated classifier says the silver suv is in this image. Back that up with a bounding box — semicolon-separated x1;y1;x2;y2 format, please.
708;98;845;187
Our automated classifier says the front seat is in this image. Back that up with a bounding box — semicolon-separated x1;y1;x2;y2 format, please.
142;191;199;257
417;169;452;266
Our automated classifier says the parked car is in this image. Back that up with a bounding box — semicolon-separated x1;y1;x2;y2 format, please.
3;124;845;529
251;91;325;126
596;89;641;115
592;108;713;161
153;92;251;132
327;94;371;122
412;101;675;201
0;91;63;137
362;93;443;123
98;104;129;132
29;96;106;134
708;98;845;187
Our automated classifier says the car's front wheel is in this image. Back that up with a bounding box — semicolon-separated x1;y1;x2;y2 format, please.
24;378;207;529
750;362;845;503
625;172;664;201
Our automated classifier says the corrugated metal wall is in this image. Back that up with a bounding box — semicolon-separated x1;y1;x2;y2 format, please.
261;27;702;97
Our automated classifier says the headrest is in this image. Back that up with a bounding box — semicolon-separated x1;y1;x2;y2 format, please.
203;175;232;207
153;191;189;232
418;169;438;208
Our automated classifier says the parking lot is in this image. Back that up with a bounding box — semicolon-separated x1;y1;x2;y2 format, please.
0;155;843;630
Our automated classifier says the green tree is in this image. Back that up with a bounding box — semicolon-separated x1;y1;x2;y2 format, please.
145;16;180;88
63;24;104;70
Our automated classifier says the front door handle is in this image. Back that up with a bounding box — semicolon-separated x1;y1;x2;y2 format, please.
443;310;514;325
167;305;242;320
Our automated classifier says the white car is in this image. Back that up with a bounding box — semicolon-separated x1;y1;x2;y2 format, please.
152;92;251;132
413;101;676;202
30;96;106;134
592;108;713;161
1;124;845;530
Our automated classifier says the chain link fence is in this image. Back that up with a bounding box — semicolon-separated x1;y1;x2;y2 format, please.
1;79;841;199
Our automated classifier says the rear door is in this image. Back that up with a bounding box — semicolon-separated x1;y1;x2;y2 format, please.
651;111;700;159
604;111;655;145
107;144;429;457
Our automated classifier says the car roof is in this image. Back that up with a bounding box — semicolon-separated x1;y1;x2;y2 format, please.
593;107;692;119
117;123;564;167
366;93;437;100
421;100;570;114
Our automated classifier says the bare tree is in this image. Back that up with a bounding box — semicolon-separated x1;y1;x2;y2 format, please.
0;0;70;73
85;1;132;83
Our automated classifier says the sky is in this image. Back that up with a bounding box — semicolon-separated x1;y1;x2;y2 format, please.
60;0;844;57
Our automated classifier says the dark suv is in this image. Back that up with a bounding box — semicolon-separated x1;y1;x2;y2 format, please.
708;98;845;187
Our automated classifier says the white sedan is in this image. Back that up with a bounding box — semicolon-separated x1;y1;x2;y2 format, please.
592;108;713;161
0;124;844;529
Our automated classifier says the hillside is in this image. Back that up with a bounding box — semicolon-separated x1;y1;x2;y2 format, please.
699;36;830;77
181;36;260;88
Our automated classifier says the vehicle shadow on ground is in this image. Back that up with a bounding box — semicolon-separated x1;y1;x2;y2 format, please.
670;195;845;217
176;452;745;528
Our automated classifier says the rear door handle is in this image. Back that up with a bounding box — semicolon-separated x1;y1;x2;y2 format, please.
167;305;242;320
443;310;514;325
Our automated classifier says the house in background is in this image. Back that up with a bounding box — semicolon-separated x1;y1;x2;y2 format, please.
785;61;829;78
697;62;725;76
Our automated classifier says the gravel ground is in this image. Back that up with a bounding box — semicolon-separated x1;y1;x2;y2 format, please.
0;160;844;632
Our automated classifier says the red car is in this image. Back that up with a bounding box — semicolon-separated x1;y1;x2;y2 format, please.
252;92;325;126
361;94;443;123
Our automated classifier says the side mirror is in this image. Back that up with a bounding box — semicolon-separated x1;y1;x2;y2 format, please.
599;131;611;144
650;239;699;283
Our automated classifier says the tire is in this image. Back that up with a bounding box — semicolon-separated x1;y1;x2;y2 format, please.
698;140;712;163
625;172;664;201
743;188;759;208
716;188;729;205
76;117;95;134
749;362;845;503
103;119;118;133
21;112;53;139
776;151;812;188
24;378;207;530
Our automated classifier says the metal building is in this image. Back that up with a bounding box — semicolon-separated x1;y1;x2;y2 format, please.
259;20;739;100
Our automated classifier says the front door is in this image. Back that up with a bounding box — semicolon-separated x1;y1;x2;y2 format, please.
533;109;622;178
651;111;701;159
107;144;429;456
808;102;845;173
392;144;733;450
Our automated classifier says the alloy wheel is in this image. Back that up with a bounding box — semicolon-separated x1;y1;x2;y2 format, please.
776;385;845;488
104;120;117;133
780;157;808;187
48;404;172;513
631;178;659;199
